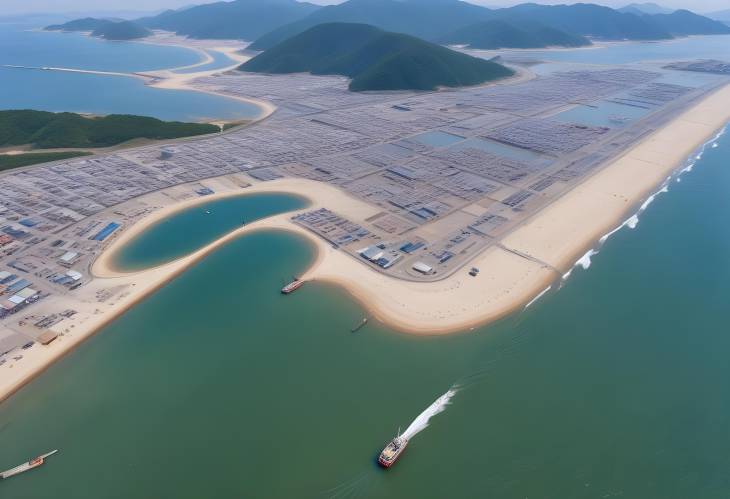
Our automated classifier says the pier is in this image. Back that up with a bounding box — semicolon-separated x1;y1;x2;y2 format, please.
1;450;58;480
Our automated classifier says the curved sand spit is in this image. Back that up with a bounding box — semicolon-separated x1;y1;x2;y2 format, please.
2;81;730;403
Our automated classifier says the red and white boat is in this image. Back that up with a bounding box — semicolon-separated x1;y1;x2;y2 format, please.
378;435;408;468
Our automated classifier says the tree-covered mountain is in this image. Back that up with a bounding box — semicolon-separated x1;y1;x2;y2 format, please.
240;23;514;92
45;18;151;40
619;3;673;15
91;21;152;40
647;10;730;36
136;0;320;41
707;9;730;24
439;19;591;50
249;0;494;50
492;3;672;40
48;1;730;49
45;17;116;32
0;110;219;149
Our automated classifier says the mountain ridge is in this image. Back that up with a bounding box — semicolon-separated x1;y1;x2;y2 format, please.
240;23;515;92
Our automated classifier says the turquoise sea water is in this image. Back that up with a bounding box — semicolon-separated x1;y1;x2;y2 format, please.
1;131;729;498
173;49;235;74
112;193;308;271
0;24;261;121
1;35;730;498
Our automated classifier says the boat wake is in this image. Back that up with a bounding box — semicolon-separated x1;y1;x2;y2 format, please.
401;388;458;440
325;471;376;499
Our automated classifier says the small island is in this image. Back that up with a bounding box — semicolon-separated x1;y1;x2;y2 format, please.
240;23;514;92
45;18;151;41
0;110;220;169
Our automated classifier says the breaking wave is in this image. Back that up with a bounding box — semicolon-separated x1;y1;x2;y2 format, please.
524;285;552;309
401;388;458;440
561;125;727;283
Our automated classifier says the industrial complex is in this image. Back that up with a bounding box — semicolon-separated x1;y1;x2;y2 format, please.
1;55;728;361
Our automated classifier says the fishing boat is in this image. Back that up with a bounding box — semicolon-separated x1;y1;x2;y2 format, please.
378;434;408;468
281;278;304;294
1;450;58;480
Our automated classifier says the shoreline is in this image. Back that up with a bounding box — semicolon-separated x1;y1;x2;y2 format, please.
4;29;276;123
91;78;730;334
1;82;729;403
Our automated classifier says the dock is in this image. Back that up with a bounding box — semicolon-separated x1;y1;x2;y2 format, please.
1;450;58;480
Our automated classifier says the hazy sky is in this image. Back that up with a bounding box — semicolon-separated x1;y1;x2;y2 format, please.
2;0;726;16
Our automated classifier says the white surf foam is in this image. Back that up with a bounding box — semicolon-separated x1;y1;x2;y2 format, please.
559;124;727;285
576;249;597;270
525;285;552;309
401;388;458;440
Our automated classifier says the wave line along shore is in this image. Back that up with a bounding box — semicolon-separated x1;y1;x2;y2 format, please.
1;75;730;404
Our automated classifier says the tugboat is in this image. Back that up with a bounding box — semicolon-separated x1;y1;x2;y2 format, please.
378;434;408;468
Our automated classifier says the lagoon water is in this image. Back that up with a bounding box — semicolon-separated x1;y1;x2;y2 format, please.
0;24;261;121
2;33;730;498
112;193;308;272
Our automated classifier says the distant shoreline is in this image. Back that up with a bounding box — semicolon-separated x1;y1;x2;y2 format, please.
5;28;274;124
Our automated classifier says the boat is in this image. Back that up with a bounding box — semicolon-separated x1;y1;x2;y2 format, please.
351;317;368;333
1;450;58;480
281;278;304;294
378;435;408;468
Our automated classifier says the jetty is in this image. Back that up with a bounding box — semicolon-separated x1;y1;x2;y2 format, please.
1;450;58;480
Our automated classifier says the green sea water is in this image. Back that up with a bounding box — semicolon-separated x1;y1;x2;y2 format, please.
1;129;729;498
111;193;308;272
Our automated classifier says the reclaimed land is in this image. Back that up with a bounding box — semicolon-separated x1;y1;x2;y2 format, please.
2;51;730;403
3;79;729;404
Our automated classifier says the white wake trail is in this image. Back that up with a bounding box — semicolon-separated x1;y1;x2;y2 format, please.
401;388;458;440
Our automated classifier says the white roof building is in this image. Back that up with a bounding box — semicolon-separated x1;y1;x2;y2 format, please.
66;270;83;281
412;262;433;274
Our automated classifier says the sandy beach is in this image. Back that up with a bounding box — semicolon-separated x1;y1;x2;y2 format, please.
90;82;730;335
2;81;730;403
3;39;730;405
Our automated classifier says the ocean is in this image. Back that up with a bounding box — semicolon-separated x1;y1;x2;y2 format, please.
0;23;261;122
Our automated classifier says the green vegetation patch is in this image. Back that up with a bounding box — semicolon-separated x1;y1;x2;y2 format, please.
0;110;219;149
91;21;152;41
0;151;92;172
241;23;514;92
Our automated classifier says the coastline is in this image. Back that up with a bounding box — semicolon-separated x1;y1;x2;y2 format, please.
2;81;730;405
4;29;276;123
89;83;730;336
